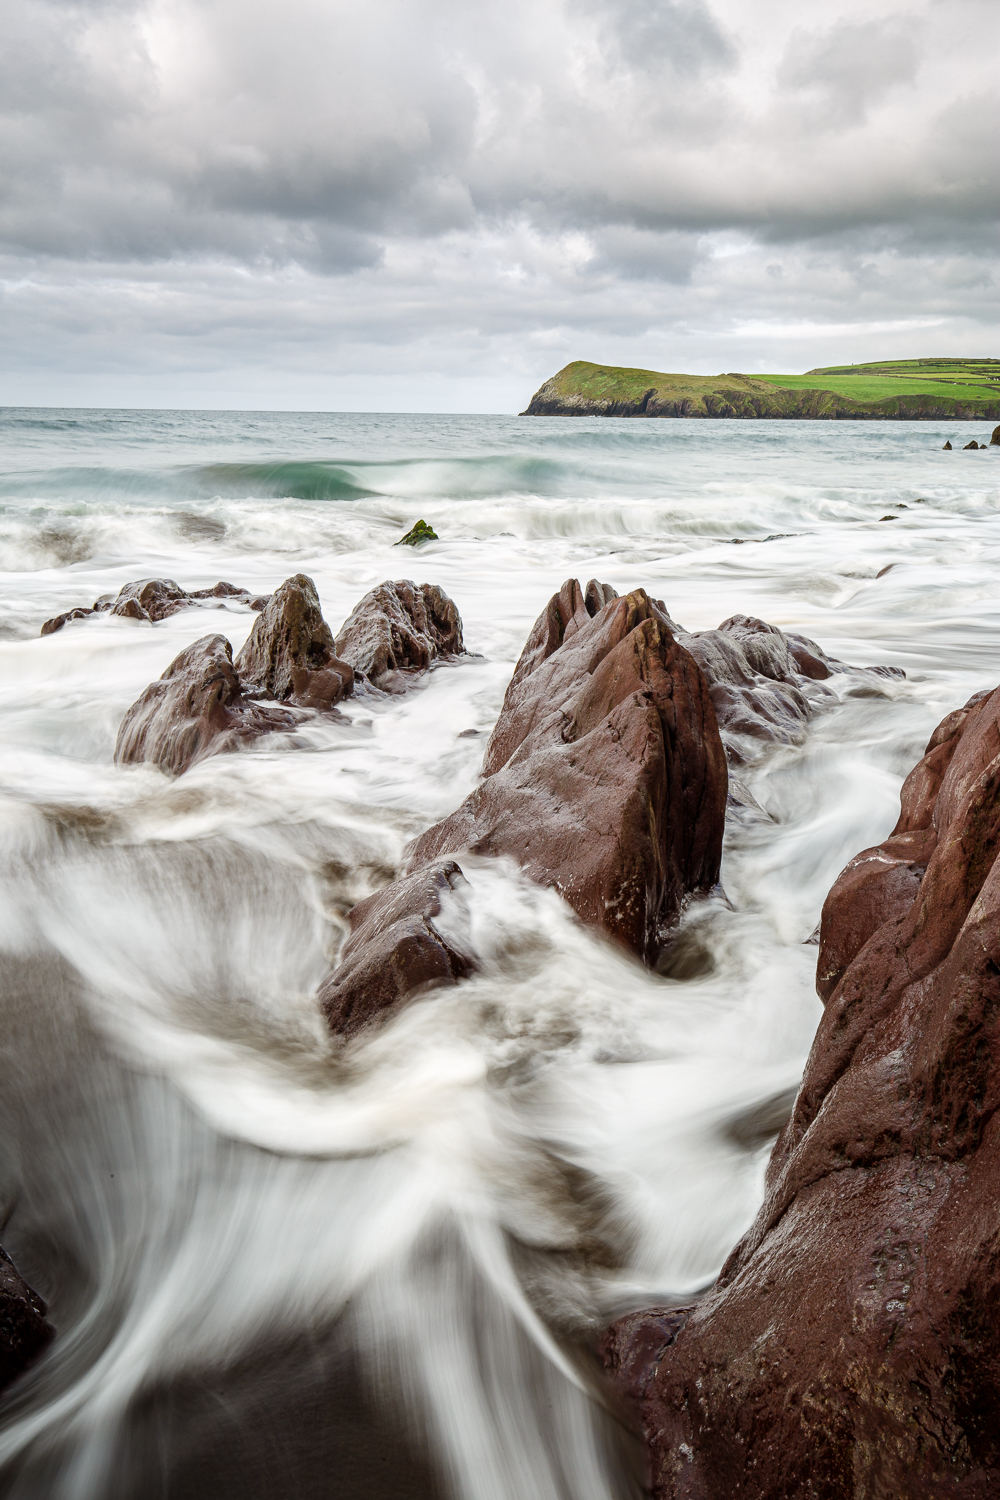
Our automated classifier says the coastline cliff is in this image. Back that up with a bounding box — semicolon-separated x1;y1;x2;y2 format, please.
522;359;1000;420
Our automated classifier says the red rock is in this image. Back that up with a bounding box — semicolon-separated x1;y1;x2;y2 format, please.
115;634;297;776
603;683;1000;1498
409;580;727;965
41;579;266;635
235;573;353;709
112;578;191;622
0;1245;54;1394
680;613;903;761
319;860;474;1037
334;580;464;692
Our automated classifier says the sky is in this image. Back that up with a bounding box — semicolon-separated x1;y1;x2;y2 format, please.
1;0;997;411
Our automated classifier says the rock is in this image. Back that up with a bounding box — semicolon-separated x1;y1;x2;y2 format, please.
235;574;353;709
333;580;464;692
678;613;902;763
943;439;953;449
603;683;1000;1498
0;1245;54;1394
41;579;266;636
991;425;1000;446
408;580;727;965
40;606;98;636
395;519;438;546
112;578;191;621
963;440;980;450
319;860;475;1037
115;635;298;776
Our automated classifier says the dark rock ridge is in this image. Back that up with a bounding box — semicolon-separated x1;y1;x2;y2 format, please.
678;613;903;764
1;1245;54;1394
602;685;1000;1498
115;634;298;777
334;580;465;692
41;578;267;635
319;861;475;1037
408;579;727;966
235;573;354;710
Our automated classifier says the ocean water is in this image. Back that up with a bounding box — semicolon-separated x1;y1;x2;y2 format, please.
0;407;998;1498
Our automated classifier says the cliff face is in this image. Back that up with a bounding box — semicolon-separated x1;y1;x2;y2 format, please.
522;363;1000;420
602;686;1000;1498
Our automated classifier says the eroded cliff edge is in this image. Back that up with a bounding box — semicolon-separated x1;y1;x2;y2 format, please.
522;361;1000;421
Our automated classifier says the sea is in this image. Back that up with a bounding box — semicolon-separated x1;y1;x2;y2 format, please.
0;407;998;1499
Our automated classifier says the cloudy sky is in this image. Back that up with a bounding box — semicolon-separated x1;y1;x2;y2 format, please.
1;0;997;410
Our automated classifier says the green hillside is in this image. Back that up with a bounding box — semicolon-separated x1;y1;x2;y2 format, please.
522;358;1000;420
758;359;1000;405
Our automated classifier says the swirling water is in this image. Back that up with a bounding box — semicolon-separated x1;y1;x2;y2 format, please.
0;407;998;1498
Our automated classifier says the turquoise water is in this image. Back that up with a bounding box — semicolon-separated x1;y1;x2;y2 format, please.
1;409;998;1499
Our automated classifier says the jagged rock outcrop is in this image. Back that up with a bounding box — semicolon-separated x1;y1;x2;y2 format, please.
679;613;903;763
319;578;727;1038
1;1246;54;1394
408;579;727;965
235;573;353;710
334;580;464;692
602;684;1000;1498
115;635;298;776
319;861;475;1037
41;579;267;635
991;424;1000;446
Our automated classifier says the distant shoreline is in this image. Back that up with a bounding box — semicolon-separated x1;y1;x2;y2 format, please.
522;359;1000;421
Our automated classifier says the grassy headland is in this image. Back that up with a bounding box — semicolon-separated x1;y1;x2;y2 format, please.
522;358;1000;420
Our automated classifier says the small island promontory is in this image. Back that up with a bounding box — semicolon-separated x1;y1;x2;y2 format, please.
522;357;1000;420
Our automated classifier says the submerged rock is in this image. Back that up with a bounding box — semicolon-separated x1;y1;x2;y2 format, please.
0;1245;54;1394
319;860;475;1037
334;580;464;692
115;634;297;776
409;579;727;965
603;683;1000;1498
235;573;353;709
41;579;267;635
395;519;438;546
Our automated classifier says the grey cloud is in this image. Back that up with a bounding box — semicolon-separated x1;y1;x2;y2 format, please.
778;17;921;125
585;227;702;282
590;0;735;76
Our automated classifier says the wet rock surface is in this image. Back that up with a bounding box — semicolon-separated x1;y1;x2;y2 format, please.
41;579;267;635
334;580;464;692
0;1245;54;1395
115;635;298;777
319;860;475;1038
409;579;727;965
115;574;360;774
602;683;1000;1499
678;612;903;762
235;573;353;709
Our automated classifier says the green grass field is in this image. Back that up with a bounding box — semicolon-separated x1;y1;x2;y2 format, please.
757;359;1000;404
